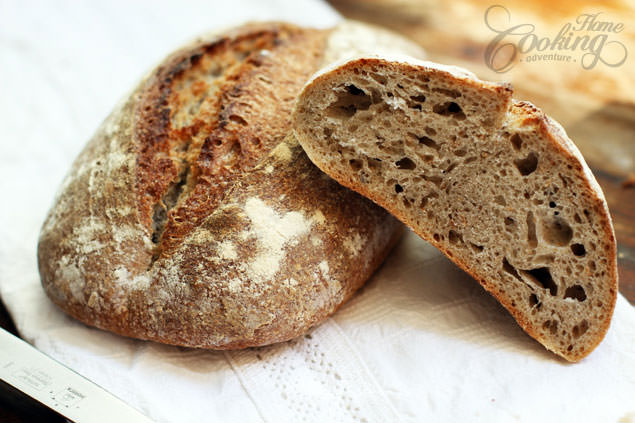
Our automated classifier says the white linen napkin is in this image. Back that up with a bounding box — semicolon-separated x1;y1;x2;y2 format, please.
1;1;634;422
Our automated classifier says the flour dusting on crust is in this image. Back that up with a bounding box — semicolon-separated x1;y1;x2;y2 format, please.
241;198;312;283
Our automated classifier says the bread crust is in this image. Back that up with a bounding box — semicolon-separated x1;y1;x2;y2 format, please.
293;57;618;361
503;101;618;360
37;22;425;348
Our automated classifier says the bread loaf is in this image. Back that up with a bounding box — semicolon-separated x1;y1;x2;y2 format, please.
37;24;425;348
293;55;618;361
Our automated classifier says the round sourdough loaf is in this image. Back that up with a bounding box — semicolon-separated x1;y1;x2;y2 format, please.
37;22;425;349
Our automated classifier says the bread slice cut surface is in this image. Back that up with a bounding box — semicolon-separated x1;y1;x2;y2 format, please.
293;55;618;362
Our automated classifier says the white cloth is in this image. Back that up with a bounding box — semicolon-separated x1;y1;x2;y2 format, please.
1;1;634;422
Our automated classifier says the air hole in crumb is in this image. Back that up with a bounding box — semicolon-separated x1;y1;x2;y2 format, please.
567;345;573;352
443;162;457;174
558;173;569;188
549;201;556;208
502;258;522;281
541;216;573;246
323;127;332;137
529;293;541;308
510;133;523;150
425;126;437;136
410;94;426;102
402;197;411;208
572;320;589;338
395;184;404;193
396;157;416;170
349;159;362;171
366;157;381;171
433;233;440;242
448;230;463;245
326;84;371;119
564;285;587;301
229;114;248;125
504;217;516;231
521;267;558;296
571;243;586;256
543;319;558;334
469;242;484;253
418;135;440;150
574;213;582;224
454;149;467;157
433;101;466;120
514;152;538;176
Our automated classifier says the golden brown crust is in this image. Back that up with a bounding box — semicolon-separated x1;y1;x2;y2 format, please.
504;101;618;361
135;22;330;260
37;22;417;349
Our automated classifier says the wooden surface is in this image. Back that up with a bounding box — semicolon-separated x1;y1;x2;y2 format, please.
1;1;633;420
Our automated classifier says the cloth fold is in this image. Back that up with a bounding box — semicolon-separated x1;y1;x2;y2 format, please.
1;1;634;422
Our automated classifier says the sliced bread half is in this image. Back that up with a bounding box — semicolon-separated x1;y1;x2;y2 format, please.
293;55;618;362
